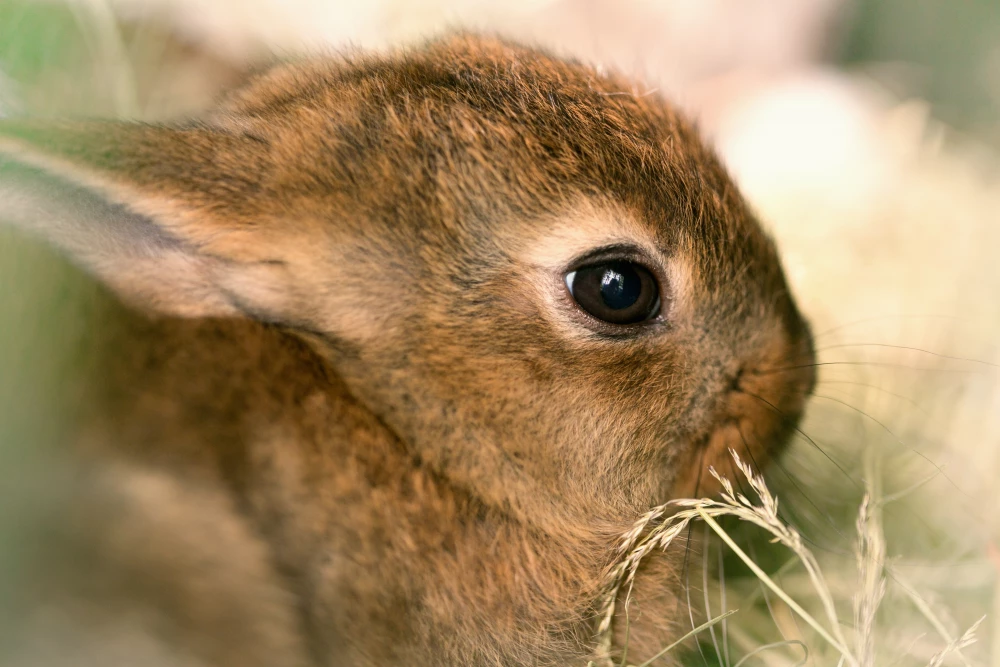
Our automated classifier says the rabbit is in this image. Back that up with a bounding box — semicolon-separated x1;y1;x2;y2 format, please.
0;34;815;667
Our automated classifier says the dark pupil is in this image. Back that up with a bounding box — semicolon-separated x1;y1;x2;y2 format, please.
567;259;660;326
599;264;641;310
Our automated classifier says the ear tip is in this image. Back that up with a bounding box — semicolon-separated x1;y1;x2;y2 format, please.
0;120;154;188
0;119;65;157
0;124;60;175
0;119;132;150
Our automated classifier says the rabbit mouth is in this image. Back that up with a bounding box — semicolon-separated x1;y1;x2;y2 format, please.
671;402;803;499
671;353;815;499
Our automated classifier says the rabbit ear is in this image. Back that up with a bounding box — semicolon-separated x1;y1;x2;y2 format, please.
0;120;288;319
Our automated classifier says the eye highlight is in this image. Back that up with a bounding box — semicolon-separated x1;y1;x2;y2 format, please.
564;259;661;325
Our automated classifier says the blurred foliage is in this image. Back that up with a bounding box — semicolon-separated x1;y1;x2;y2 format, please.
841;0;1000;140
0;1;107;468
0;1;78;82
0;0;239;468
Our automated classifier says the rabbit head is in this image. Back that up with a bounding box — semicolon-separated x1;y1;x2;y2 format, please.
0;35;814;539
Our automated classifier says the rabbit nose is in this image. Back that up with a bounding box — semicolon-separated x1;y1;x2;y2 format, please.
733;327;816;403
745;317;814;400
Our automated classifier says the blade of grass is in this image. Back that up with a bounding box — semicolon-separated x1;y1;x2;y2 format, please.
631;609;738;667
696;507;858;666
732;639;808;667
890;568;973;667
67;0;138;116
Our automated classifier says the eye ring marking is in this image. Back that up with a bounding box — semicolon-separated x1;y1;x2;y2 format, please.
564;259;661;326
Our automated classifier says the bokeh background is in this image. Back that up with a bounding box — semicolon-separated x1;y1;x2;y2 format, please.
1;1;998;665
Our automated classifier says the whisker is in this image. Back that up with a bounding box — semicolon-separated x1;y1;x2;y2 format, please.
737;425;870;564
740;390;862;490
811;314;963;341
816;380;922;410
751;336;999;375
809;393;991;552
735;430;915;658
736;423;851;544
814;343;1000;369
727;429;843;547
748;391;949;547
741;400;931;579
731;439;858;551
811;394;970;499
753;361;984;377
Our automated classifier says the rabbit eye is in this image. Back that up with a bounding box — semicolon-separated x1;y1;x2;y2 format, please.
564;260;661;325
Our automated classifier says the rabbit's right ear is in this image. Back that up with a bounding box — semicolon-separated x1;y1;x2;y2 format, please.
0;120;290;319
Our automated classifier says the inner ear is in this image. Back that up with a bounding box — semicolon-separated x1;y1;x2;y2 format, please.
0;120;275;319
1;159;188;261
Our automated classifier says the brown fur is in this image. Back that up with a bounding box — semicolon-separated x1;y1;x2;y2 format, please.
0;35;814;666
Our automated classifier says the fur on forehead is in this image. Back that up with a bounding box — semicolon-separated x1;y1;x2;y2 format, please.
210;34;739;237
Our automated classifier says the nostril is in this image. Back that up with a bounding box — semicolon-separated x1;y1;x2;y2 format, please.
727;365;746;393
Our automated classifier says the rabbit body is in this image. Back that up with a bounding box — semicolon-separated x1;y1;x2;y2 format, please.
0;35;814;666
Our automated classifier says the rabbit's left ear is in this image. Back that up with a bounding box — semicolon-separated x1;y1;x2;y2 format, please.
0;120;298;320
